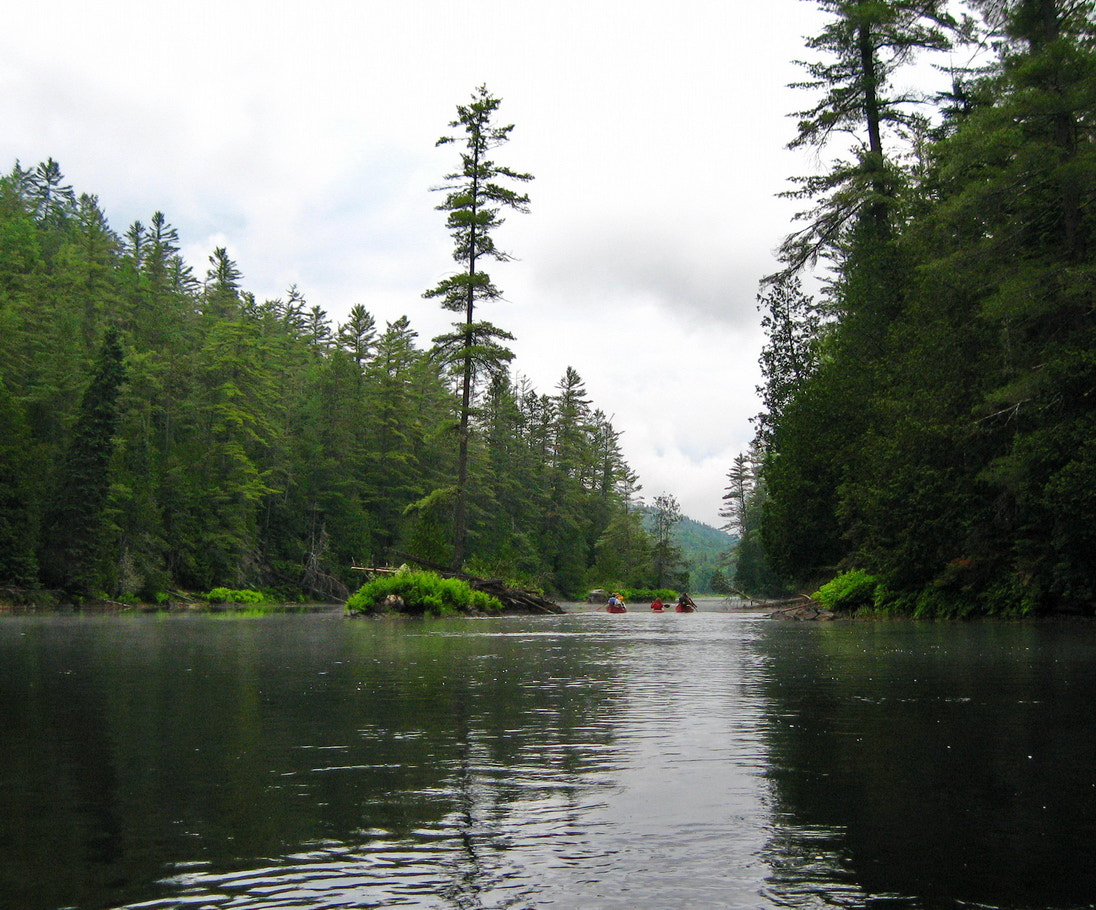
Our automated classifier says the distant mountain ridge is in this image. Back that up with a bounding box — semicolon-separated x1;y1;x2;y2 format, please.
639;507;735;593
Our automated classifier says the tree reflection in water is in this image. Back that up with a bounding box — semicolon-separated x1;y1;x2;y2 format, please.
0;616;626;910
8;613;1092;909
756;621;1096;910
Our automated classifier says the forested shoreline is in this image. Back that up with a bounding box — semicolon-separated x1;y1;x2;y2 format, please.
725;0;1096;617
0;153;678;603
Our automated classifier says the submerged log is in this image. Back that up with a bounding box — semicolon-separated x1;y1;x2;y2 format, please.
381;549;565;615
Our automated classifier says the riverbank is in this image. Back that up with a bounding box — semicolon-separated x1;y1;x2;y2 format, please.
0;596;347;616
0;593;834;619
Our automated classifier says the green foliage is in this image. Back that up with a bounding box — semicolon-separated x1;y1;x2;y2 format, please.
721;446;787;598
776;0;956;276
709;569;733;595
754;277;823;447
592;508;652;592
670;515;731;594
0;383;38;584
812;570;880;613
759;362;851;584
462;556;545;596
732;532;788;599
346;570;502;617
205;587;266;605
752;1;1096;616
38;326;127;595
647;493;687;590
0;157;637;601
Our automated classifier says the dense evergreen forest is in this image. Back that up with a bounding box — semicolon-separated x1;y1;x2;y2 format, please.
725;0;1096;616
0;148;680;602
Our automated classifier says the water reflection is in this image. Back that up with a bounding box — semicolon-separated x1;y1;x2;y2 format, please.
3;613;1095;909
1;616;632;909
755;621;1096;909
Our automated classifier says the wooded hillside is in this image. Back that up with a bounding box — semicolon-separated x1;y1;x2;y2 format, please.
730;0;1096;616
0;163;651;601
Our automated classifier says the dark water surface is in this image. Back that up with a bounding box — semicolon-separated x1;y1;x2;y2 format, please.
1;611;1094;910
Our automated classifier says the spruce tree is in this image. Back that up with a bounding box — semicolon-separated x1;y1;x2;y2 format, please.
39;326;126;595
336;304;377;372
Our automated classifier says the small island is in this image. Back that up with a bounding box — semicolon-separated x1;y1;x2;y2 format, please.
346;566;563;617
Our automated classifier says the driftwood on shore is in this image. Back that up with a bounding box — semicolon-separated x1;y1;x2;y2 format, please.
356;550;565;615
466;577;565;615
721;584;835;621
765;595;835;621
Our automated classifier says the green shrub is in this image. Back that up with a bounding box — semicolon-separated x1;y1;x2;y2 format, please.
346;570;502;617
205;587;266;605
963;574;1037;618
871;578;1040;619
812;570;879;612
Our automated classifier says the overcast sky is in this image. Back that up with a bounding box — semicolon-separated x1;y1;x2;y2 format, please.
1;0;833;528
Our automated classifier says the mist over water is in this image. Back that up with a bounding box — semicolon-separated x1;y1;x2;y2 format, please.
1;612;1093;909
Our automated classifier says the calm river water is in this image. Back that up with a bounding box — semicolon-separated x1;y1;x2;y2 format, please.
1;609;1094;910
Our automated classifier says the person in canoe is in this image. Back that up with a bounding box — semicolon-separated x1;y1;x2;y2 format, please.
675;592;697;613
606;593;627;613
650;597;665;612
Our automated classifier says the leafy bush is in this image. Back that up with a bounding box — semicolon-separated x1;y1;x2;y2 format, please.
812;570;879;612
205;587;266;605
346;570;502;617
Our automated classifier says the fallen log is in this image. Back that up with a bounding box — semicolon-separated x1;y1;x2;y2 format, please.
768;596;835;621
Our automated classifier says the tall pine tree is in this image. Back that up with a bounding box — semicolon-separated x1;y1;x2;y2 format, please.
425;85;532;570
